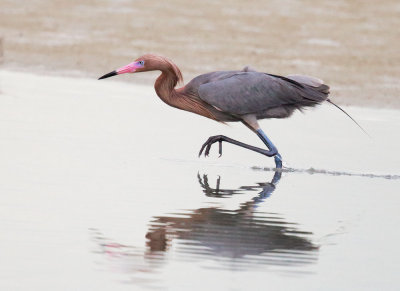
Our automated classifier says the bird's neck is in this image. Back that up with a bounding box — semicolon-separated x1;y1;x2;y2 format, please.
154;68;217;121
154;69;181;106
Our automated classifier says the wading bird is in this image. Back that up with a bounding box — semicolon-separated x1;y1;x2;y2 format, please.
99;54;363;168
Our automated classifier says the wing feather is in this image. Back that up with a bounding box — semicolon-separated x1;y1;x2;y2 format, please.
198;72;326;115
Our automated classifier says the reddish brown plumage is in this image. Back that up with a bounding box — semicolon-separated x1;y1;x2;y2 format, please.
135;54;219;121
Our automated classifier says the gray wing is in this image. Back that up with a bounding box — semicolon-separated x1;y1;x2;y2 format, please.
197;72;327;115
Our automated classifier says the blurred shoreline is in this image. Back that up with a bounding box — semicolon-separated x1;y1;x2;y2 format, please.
1;0;399;108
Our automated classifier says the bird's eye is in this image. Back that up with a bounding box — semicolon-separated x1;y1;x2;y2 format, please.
138;60;144;66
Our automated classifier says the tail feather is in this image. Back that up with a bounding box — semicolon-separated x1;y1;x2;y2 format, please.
287;74;324;88
327;99;370;137
287;74;368;136
286;74;330;103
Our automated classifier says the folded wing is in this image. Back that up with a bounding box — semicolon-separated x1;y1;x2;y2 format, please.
197;72;329;116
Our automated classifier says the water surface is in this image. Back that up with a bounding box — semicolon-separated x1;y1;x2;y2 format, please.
1;71;399;290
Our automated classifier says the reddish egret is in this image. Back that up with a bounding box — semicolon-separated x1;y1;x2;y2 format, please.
99;54;363;168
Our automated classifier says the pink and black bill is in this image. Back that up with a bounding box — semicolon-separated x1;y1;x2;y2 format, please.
98;60;145;80
98;70;117;80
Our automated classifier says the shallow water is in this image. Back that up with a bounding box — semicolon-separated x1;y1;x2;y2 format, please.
1;71;400;290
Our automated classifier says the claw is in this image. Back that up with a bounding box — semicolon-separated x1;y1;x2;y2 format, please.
199;136;223;158
205;142;212;157
199;136;215;157
218;140;222;157
198;141;208;157
198;147;204;157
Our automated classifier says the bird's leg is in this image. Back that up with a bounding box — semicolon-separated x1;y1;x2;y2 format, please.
199;130;282;168
256;129;282;168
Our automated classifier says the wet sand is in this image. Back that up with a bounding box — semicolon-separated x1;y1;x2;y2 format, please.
0;70;399;290
1;0;400;108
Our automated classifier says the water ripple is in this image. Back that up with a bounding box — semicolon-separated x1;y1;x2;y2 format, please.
252;166;400;180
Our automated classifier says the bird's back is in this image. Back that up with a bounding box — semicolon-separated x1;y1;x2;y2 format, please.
184;70;329;120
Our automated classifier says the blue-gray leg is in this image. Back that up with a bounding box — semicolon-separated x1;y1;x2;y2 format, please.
256;129;282;168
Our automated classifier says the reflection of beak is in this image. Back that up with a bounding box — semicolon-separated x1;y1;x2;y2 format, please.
98;62;137;80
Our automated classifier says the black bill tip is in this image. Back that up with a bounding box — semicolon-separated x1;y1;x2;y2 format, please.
98;70;117;80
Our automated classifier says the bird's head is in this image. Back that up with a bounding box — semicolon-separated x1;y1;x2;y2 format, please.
98;54;182;82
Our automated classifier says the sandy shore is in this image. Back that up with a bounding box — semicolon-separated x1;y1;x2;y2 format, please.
1;0;399;108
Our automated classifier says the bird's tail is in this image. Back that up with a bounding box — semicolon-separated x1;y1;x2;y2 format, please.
286;75;369;136
326;99;370;137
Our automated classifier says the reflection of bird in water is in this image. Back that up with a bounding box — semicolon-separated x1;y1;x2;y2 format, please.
197;170;281;200
145;170;319;267
91;171;318;276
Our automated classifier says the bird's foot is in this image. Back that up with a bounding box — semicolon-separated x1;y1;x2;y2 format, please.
199;135;283;169
198;135;224;157
274;154;283;169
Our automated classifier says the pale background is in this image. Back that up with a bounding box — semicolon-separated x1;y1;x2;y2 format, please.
1;1;400;290
1;0;399;107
